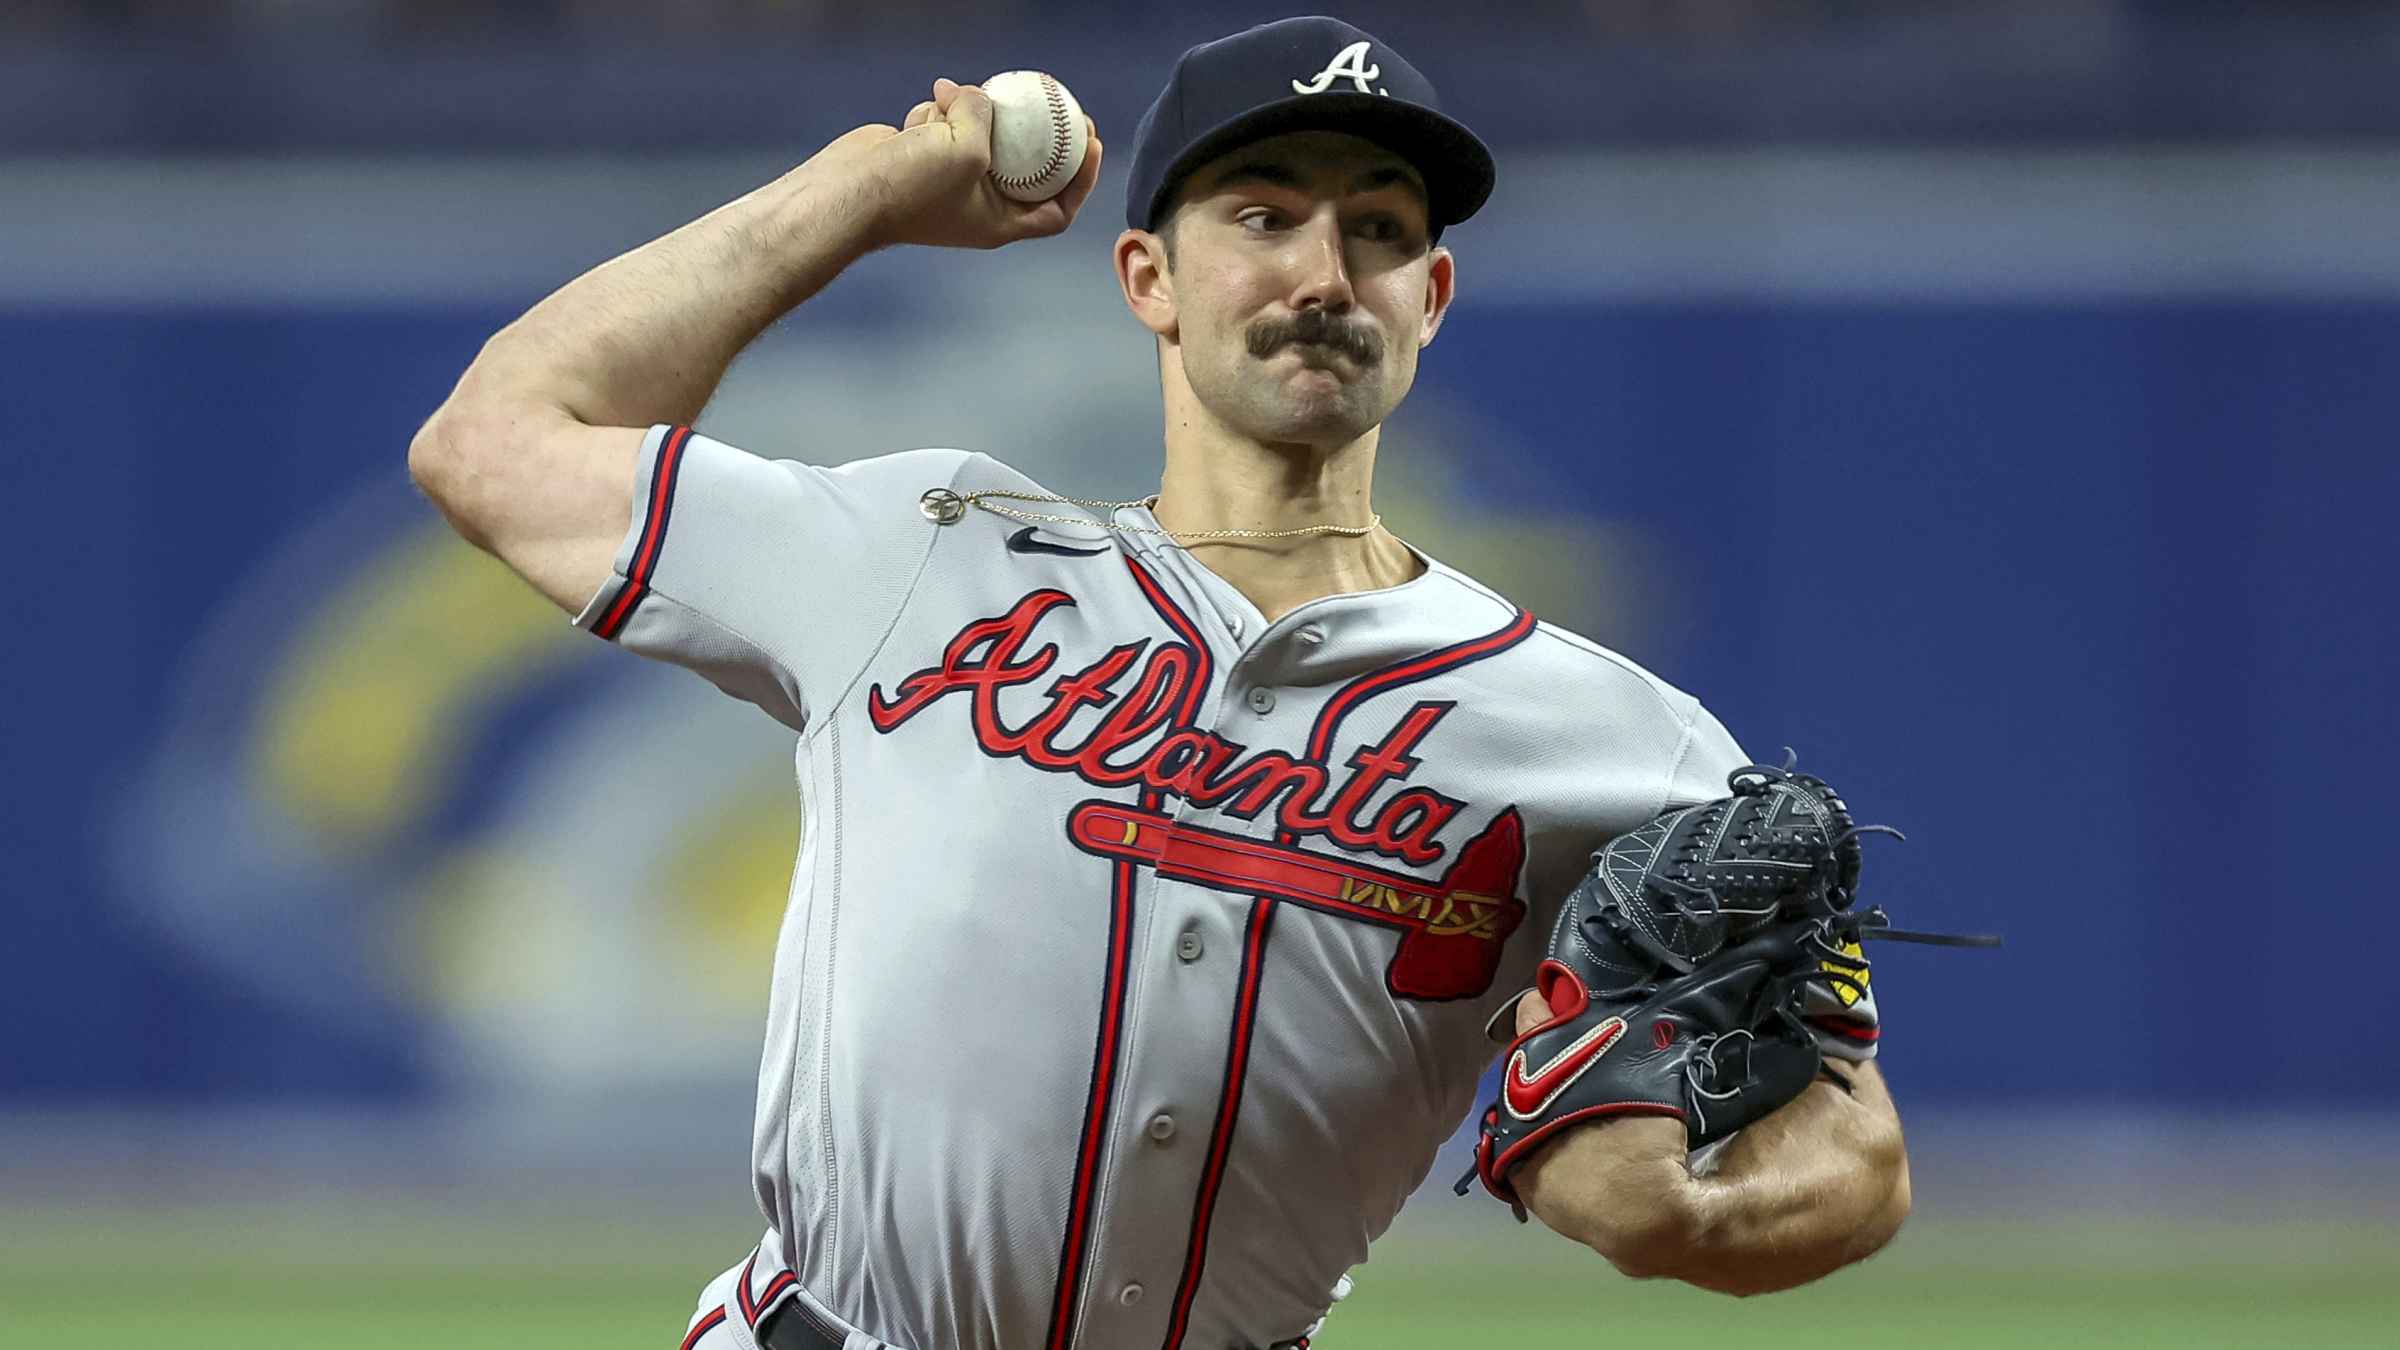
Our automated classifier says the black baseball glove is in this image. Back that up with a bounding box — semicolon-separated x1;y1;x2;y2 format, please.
1457;758;1995;1214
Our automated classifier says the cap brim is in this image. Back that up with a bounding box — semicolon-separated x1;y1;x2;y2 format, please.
1142;93;1495;238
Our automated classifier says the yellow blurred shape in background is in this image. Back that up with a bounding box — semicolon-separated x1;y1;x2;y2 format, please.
1372;436;1652;639
253;526;585;849
394;737;797;1022
664;785;803;1012
401;843;553;1014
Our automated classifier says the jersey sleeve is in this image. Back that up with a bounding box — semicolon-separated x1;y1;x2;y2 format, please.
571;424;970;732
1660;698;1751;808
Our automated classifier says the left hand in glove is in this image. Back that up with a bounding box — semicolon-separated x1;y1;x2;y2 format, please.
1457;758;1996;1213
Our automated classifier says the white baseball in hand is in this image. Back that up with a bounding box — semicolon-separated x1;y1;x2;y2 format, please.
981;70;1089;203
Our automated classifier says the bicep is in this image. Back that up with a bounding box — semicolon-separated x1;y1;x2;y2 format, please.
410;409;643;615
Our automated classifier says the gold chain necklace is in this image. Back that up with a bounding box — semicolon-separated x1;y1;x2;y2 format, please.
918;486;1381;544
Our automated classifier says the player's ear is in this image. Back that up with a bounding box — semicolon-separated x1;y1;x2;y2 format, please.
1117;228;1178;341
1417;244;1456;349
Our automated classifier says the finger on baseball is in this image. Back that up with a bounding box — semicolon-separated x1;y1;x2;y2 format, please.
1055;126;1103;215
904;100;936;130
945;84;993;138
1017;202;1071;242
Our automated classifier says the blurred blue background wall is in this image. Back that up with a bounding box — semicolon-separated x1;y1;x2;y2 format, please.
4;2;2397;1136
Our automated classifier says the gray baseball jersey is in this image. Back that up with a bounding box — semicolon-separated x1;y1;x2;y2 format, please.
579;424;1756;1350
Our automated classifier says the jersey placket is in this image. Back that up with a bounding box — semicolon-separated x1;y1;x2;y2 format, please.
1035;551;1223;1350
1054;551;1299;1350
1122;555;1544;1348
1071;545;1329;1350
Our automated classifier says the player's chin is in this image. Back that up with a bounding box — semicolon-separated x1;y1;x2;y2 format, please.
1272;343;1372;381
1260;390;1382;446
1282;350;1379;391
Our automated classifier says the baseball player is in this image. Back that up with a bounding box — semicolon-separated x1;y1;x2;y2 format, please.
410;16;1914;1350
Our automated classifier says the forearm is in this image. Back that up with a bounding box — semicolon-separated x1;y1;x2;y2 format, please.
436;148;888;433
1678;1061;1911;1293
1518;1062;1910;1295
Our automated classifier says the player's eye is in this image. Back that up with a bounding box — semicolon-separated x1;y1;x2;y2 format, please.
1237;209;1284;234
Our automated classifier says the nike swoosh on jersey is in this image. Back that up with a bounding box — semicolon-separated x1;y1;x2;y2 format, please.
1005;525;1109;557
1502;1015;1630;1119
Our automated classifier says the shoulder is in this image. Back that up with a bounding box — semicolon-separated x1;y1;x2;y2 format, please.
1419;558;1752;800
1421;558;1707;728
1526;617;1706;727
746;441;985;490
687;439;1049;526
786;446;1067;519
669;429;985;493
1525;616;1751;802
947;450;1055;497
1406;561;1750;848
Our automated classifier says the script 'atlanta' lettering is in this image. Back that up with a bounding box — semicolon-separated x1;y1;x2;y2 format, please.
866;589;1465;866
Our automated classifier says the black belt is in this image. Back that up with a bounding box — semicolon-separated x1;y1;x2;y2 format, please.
756;1298;849;1350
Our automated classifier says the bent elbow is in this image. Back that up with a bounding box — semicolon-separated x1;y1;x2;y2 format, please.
1867;1152;1913;1252
408;398;490;498
406;411;498;550
407;416;456;497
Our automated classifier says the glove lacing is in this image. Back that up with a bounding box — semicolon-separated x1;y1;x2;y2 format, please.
1682;1027;1761;1140
1685;903;2000;1136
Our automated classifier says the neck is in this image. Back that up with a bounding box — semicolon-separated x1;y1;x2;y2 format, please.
1151;396;1423;625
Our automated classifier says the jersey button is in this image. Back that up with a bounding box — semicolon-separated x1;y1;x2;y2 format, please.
1297;624;1326;645
1147;1113;1177;1143
1119;1283;1145;1307
1176;930;1204;962
1246;687;1277;714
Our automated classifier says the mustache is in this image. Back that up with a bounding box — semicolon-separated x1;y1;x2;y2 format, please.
1246;309;1382;366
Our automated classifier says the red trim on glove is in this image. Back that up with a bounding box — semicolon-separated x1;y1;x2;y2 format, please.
1480;1100;1688;1204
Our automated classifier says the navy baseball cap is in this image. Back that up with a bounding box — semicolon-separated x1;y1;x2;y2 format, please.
1125;16;1495;244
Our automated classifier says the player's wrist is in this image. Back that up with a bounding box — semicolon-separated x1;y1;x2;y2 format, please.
762;152;893;268
1506;1117;1698;1266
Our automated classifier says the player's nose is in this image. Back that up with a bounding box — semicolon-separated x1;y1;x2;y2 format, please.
1285;214;1356;314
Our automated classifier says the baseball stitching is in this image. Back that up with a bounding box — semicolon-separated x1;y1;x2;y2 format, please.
992;74;1074;192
